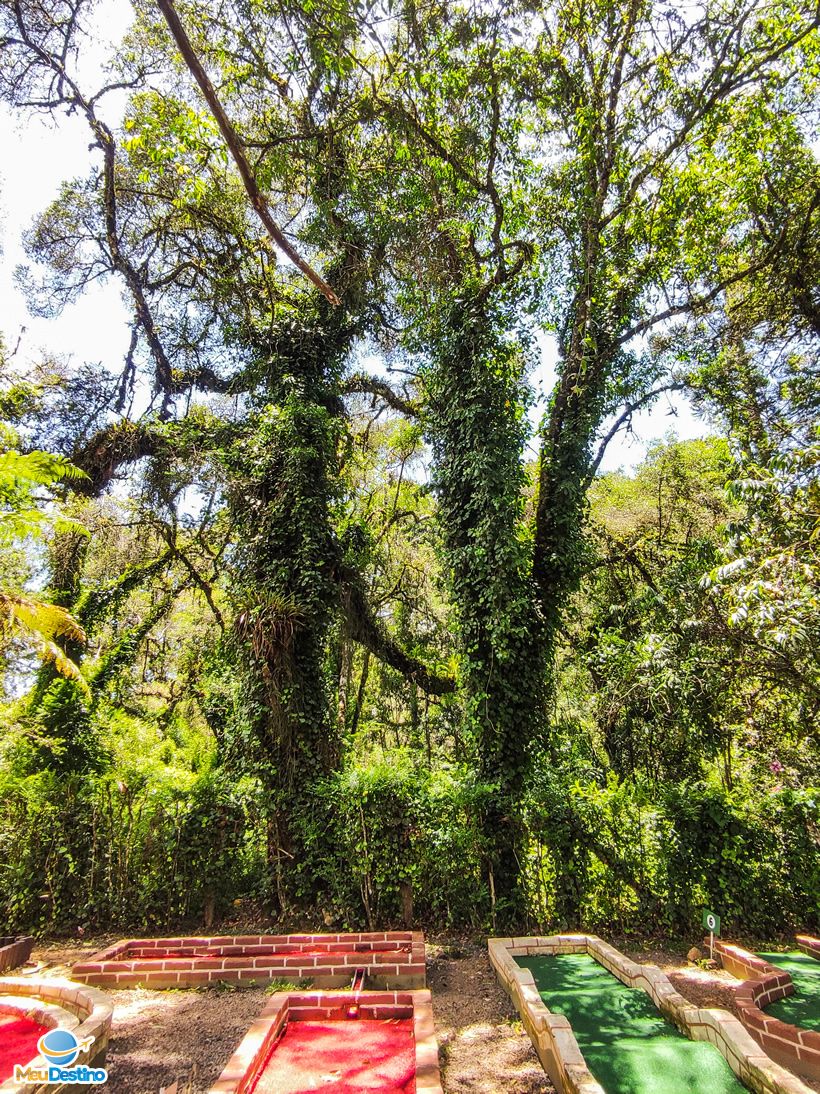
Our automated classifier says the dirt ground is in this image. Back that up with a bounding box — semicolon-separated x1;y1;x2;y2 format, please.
622;941;741;1013
18;935;817;1093
26;937;554;1093
425;941;553;1094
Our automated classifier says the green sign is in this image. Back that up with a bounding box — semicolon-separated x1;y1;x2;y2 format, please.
702;910;721;936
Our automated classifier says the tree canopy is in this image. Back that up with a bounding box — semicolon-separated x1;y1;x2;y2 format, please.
0;0;817;934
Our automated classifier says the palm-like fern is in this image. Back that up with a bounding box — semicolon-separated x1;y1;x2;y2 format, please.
0;591;88;686
0;448;89;683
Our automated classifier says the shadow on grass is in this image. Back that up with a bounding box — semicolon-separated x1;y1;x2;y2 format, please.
759;951;820;1033
517;954;744;1094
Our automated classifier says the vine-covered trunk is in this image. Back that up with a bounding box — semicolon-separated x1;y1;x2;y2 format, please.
532;307;622;918
230;390;342;903
226;292;362;907
427;300;545;923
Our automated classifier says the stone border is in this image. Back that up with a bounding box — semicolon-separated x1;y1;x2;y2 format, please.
0;937;33;975
0;976;113;1094
208;988;442;1093
714;940;820;1081
72;931;426;989
488;934;812;1094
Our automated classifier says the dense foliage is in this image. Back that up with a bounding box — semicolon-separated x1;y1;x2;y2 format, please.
0;0;817;937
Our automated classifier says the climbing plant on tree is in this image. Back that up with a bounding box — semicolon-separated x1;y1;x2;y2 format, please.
1;0;455;902
2;0;819;928
363;0;820;918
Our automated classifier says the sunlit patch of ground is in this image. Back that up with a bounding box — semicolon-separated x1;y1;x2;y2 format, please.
427;947;554;1093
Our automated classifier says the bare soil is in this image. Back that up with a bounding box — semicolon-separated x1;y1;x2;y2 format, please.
426;941;554;1094
622;941;741;1013
27;937;554;1093
23;935;818;1093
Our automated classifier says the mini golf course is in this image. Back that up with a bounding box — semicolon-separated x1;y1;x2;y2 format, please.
757;951;820;1033
0;975;112;1092
0;1014;49;1082
716;937;820;1081
488;935;808;1094
73;932;426;989
209;989;442;1094
517;952;746;1094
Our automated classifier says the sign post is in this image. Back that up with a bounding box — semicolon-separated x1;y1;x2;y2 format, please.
702;910;721;959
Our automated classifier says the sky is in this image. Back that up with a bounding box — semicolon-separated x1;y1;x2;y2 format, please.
0;3;711;475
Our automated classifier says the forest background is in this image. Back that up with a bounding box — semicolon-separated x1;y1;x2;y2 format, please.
0;0;818;939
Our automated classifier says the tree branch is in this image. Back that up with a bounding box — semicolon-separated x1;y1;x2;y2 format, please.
586;382;684;483
335;563;455;696
155;0;340;306
71;420;168;495
342;373;419;418
6;3;176;401
158;525;225;628
617;254;774;346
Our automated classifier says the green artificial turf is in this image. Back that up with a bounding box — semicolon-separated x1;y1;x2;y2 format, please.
517;953;746;1094
758;951;820;1033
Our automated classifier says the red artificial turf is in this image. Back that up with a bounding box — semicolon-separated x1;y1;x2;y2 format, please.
250;1018;415;1094
0;1014;49;1081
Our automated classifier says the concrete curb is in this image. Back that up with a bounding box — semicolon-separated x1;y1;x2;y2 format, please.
0;976;113;1094
715;938;820;1082
487;934;813;1094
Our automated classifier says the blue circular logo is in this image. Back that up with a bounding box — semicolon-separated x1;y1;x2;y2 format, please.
38;1028;81;1066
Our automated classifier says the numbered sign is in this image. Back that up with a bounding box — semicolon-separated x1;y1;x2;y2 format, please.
702;910;721;936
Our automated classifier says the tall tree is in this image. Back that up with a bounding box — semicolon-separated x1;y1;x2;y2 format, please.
372;0;819;916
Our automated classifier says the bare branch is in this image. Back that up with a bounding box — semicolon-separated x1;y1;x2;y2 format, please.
586;382;684;484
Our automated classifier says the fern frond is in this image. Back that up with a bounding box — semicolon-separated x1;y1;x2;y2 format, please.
0;590;88;687
38;637;91;692
0;450;88;491
0;591;87;644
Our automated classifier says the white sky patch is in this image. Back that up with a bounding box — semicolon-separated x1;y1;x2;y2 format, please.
526;332;710;473
0;0;133;373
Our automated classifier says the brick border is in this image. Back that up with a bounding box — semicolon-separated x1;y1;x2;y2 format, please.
488;934;812;1094
0;937;33;974
0;993;80;1036
714;940;820;1082
207;988;442;1093
0;976;113;1094
796;936;820;962
72;931;426;990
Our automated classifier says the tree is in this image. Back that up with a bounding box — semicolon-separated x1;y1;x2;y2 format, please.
368;0;820;915
2;0;818;925
1;0;454;903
